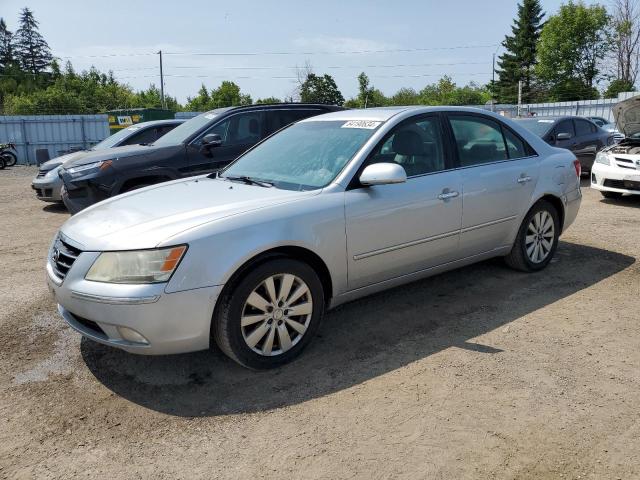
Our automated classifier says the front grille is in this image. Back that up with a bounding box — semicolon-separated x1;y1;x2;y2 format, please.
51;237;82;281
35;188;43;197
604;179;640;191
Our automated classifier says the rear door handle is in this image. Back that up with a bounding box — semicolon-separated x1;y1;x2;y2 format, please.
517;176;532;184
438;190;459;200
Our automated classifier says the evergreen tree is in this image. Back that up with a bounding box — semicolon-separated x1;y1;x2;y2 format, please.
14;8;52;74
299;73;344;105
0;18;14;71
494;0;545;103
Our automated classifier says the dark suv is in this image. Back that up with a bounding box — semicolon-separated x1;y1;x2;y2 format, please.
60;104;344;213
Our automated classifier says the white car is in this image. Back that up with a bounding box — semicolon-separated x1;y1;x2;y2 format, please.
591;96;640;198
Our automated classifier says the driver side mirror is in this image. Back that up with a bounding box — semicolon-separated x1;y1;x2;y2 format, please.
359;163;407;186
201;133;223;148
556;132;573;141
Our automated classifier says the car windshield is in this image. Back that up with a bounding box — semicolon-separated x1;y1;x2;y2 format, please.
91;126;141;150
152;109;229;146
514;118;556;137
220;120;380;190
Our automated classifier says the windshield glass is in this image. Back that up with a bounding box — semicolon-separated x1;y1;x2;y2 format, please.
91;126;141;150
221;120;380;190
514;118;556;137
152;110;227;146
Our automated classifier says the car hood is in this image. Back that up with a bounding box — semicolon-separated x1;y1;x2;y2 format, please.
59;176;320;250
613;95;640;136
62;144;169;168
39;151;90;171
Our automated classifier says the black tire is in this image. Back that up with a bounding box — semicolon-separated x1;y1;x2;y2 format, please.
212;258;325;369
601;191;623;199
505;199;560;272
1;151;17;167
0;157;5;170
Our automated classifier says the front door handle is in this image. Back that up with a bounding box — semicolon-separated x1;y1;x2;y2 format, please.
517;176;532;184
438;190;459;200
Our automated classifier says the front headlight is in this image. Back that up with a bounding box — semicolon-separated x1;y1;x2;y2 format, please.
85;245;187;284
67;160;112;176
595;152;610;166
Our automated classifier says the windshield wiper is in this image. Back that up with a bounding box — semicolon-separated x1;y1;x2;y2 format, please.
224;175;273;188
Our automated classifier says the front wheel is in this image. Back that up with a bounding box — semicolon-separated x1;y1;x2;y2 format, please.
212;258;325;369
505;200;560;272
1;151;17;167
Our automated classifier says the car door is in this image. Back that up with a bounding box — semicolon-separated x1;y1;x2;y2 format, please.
447;113;540;257
573;118;600;170
550;119;577;152
186;111;264;175
345;114;463;290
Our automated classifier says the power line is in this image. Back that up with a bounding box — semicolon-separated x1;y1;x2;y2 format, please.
57;43;500;60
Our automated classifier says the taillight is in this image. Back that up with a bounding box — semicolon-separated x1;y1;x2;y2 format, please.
573;159;581;177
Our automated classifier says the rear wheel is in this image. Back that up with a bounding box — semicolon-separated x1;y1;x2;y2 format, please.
505;200;559;272
0;157;5;170
212;258;324;369
601;191;623;199
1;151;17;167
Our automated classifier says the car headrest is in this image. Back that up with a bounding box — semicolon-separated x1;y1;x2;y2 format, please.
392;130;424;156
248;118;259;135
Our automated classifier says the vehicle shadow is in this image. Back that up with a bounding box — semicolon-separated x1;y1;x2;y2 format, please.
81;241;635;417
42;203;68;214
599;195;640;209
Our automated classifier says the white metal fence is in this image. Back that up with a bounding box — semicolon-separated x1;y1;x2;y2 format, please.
0;114;110;165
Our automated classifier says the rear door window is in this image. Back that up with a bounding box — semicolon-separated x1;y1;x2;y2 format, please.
265;109;321;136
575;119;595;136
121;127;158;146
449;115;508;166
555;120;575;138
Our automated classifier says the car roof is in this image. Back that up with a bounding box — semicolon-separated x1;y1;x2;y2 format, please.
203;103;345;116
299;105;515;123
133;119;185;127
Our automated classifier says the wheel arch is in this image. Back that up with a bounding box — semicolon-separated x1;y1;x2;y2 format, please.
534;193;565;232
219;245;334;307
119;174;174;193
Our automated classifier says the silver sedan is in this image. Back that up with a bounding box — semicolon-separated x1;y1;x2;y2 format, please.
46;107;582;369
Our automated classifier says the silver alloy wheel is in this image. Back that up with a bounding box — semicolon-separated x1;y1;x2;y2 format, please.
525;210;555;264
240;273;313;356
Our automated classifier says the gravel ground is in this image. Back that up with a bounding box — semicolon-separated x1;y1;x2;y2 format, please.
1;166;639;479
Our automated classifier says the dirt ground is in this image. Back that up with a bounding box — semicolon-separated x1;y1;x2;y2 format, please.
0;166;639;479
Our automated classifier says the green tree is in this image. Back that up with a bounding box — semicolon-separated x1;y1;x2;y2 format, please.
185;84;211;111
388;87;419;106
0;18;14;71
494;0;545;103
13;7;52;74
211;81;252;107
132;84;180;110
299;73;344;105
536;1;612;100
603;78;635;98
255;96;282;104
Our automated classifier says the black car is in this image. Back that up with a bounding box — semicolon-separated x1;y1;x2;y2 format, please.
514;116;614;173
60;104;344;213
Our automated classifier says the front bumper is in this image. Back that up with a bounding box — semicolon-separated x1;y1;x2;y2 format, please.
32;175;63;202
47;247;223;355
591;163;640;195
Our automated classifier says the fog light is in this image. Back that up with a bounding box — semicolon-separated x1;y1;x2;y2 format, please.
591;173;597;184
117;326;149;344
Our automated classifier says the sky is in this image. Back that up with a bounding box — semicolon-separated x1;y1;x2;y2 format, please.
3;0;605;103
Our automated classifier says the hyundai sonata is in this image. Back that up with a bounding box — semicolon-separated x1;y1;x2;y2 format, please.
47;107;582;369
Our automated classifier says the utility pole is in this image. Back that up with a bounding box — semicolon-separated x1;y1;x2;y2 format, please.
491;53;496;112
517;80;523;117
158;50;166;109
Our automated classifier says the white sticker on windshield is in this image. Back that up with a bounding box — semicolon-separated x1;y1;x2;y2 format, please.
341;120;381;129
204;114;217;119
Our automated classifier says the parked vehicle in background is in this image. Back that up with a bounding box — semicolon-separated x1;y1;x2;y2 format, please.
47;106;581;369
586;116;624;143
0;142;17;167
59;104;344;213
514;116;613;173
0;155;5;170
31;120;183;203
591;95;640;198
